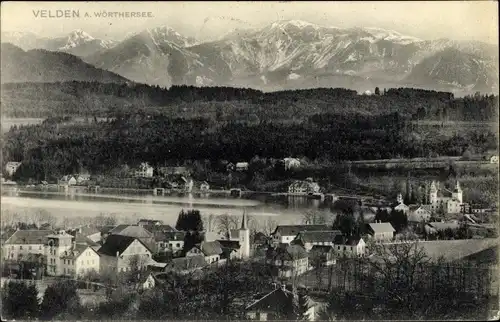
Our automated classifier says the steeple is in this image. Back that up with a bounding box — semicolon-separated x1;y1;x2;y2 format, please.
241;210;248;230
430;180;437;192
455;180;461;192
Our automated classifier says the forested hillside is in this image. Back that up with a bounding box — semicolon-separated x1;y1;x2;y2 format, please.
3;111;497;182
1;82;498;122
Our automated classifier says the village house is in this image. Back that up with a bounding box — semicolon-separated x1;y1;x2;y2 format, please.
217;213;251;259
152;231;185;254
288;178;320;194
217;240;242;260
186;241;223;264
134;162;154;178
283;157;301;170
108;225;156;251
200;181;210;192
333;235;366;257
98;235;153;273
236;162;249;171
271;225;330;244
266;244;309;278
408;205;432;223
163;255;207;275
59;175;77;186
137;272;158;291
76;172;91;185
2;229;52;261
5;161;21;177
367;222;396;242
60;244;100;278
489;155;499;164
291;230;342;251
308;245;336;266
245;285;319;321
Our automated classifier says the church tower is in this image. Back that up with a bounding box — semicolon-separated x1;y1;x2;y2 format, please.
429;181;438;205
239;210;250;259
452;181;463;203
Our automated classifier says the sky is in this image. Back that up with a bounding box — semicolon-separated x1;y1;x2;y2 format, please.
1;1;498;44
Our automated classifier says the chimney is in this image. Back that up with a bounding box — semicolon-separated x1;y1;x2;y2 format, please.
116;251;120;258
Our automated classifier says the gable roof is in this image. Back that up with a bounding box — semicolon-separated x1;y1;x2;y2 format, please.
427;222;460;231
72;225;100;236
169;255;207;271
4;230;53;245
143;224;177;234
245;288;294;311
109;225;154;239
272;225;330;237
199;241;223;256
151;231;185;243
98;235;151;256
267;244;308;261
310;245;335;253
294;230;342;243
368;222;395;234
73;233;100;246
138;219;164;225
61;244;98;260
333;235;364;246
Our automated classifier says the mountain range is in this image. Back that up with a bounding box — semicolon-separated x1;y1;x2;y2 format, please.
2;20;498;93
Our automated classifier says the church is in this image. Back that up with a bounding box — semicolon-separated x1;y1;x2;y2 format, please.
428;180;463;214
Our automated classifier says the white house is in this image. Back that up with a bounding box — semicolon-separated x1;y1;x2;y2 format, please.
408;205;432;222
490;155;499;164
271;225;330;244
59;175;77;186
333;235;366;257
367;222;395;242
291;230;342;251
2;229;52;261
60;244;100;278
98;235;153;273
5;162;21;177
265;245;309;278
186;241;223;264
134;162;154;178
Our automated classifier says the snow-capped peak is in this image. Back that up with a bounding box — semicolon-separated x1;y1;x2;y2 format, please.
362;27;423;44
271;20;321;30
60;29;95;49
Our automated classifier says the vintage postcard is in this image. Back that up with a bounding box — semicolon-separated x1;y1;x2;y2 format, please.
1;1;499;321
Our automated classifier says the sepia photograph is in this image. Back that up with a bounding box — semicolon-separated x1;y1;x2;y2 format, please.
0;1;499;320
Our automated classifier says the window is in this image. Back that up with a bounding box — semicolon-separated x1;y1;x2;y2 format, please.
19;246;23;250
39;246;42;250
63;259;66;265
176;243;180;248
29;246;32;250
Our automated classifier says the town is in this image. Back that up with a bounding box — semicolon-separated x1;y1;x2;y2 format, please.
1;164;499;320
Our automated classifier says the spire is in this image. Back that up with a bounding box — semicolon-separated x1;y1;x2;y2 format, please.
241;210;248;230
455;180;461;191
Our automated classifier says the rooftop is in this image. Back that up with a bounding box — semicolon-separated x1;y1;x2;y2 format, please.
98;235;151;256
294;230;342;244
368;222;396;234
4;230;53;245
273;225;330;237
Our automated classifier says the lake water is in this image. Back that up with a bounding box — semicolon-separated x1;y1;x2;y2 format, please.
1;189;332;228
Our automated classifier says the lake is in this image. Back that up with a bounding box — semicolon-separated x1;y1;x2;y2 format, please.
0;189;333;228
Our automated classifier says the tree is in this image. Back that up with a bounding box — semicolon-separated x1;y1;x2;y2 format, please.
375;87;380;95
215;214;239;239
40;280;81;319
1;280;39;319
302;210;327;225
175;209;204;232
332;209;357;236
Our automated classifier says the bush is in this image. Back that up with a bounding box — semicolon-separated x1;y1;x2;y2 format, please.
1;280;39;319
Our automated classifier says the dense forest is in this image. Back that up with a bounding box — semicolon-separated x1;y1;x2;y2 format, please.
3;110;497;182
1;82;498;122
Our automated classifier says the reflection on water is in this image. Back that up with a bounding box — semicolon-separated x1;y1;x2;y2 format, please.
1;188;336;226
